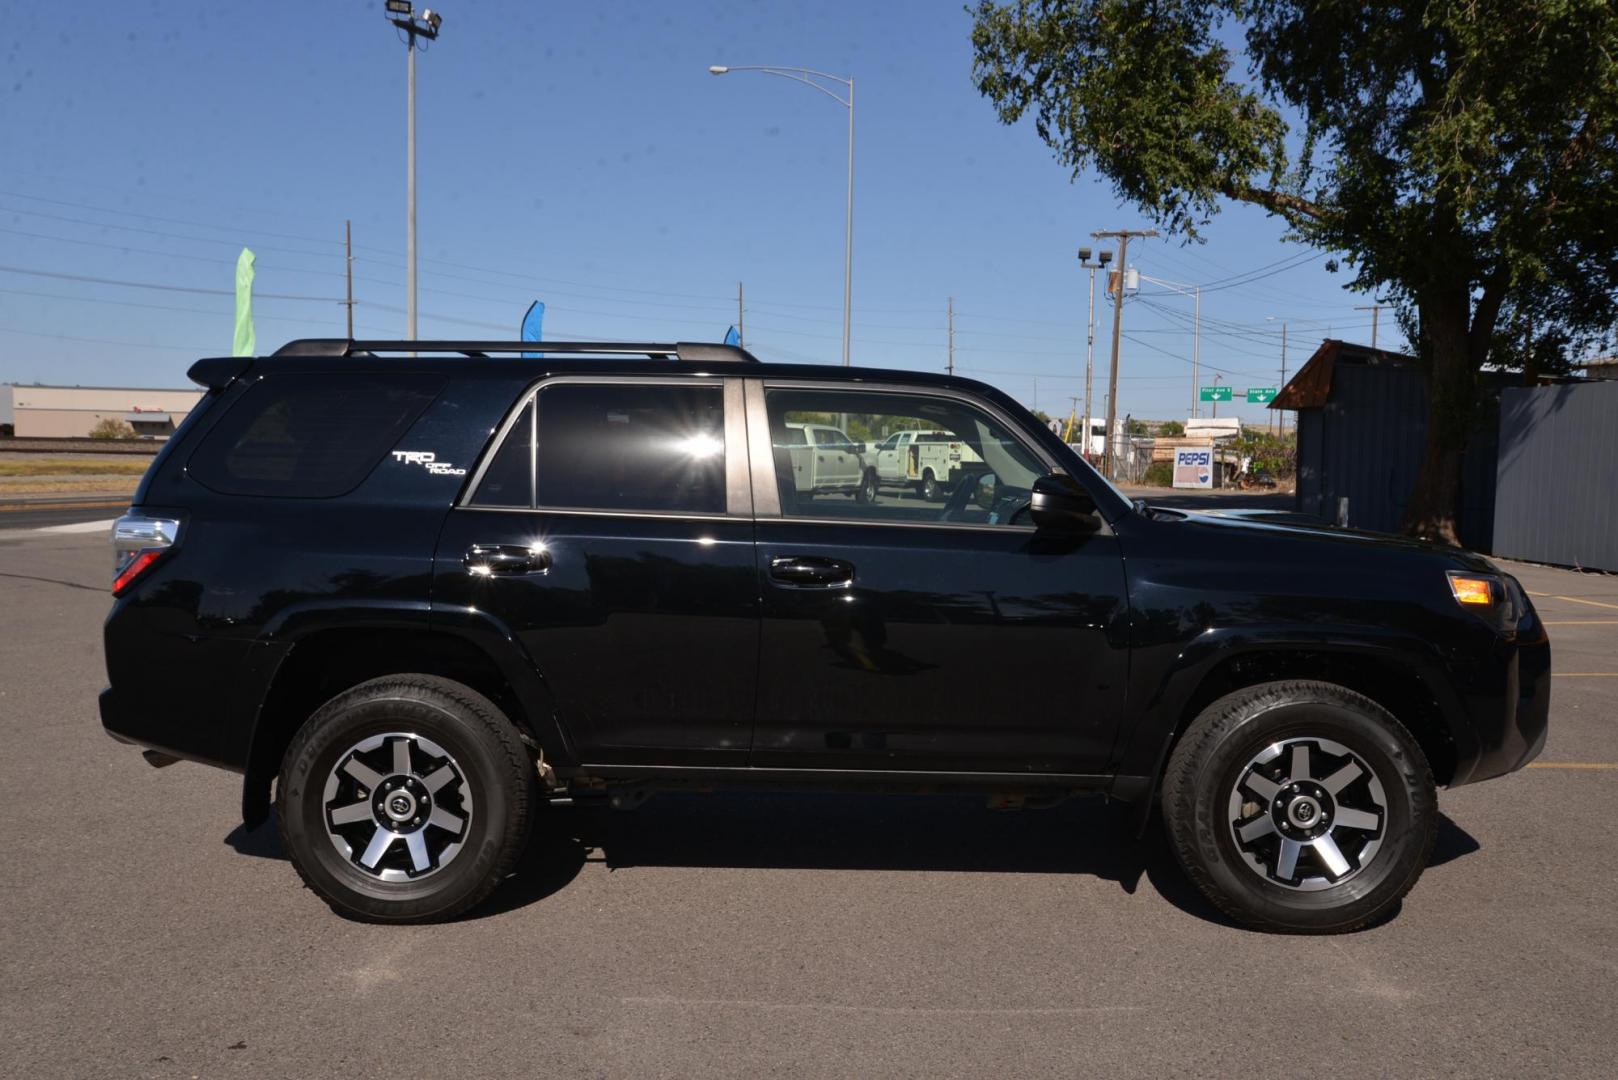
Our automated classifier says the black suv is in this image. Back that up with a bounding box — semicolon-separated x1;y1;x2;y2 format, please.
101;339;1550;932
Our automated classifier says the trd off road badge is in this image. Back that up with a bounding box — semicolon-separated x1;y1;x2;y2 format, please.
392;450;467;477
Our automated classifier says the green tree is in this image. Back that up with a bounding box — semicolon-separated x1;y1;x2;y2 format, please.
971;0;1618;543
1160;420;1186;437
88;417;136;440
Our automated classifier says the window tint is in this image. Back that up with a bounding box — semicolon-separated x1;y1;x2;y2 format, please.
472;382;726;513
766;388;1045;527
189;374;442;498
471;398;532;507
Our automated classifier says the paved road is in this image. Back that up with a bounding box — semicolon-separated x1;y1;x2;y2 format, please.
2;524;1614;1078
0;501;127;531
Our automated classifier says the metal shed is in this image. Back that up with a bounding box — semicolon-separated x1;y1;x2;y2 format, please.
1492;380;1618;572
1272;341;1502;550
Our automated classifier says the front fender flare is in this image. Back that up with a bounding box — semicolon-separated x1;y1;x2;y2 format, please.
1109;625;1473;834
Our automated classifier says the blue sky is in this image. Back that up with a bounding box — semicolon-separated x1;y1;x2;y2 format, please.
0;0;1395;424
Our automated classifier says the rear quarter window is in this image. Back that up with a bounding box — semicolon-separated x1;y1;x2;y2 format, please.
188;374;443;498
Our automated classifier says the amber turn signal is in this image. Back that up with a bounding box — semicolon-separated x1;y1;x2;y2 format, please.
1447;574;1494;606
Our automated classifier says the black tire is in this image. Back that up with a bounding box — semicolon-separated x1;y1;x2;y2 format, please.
276;674;535;923
1161;680;1436;934
856;469;879;504
921;469;940;502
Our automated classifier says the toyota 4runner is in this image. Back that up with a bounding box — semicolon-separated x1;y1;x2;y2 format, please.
101;338;1550;932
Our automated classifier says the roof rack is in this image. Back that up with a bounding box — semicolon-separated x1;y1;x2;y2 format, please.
271;339;759;363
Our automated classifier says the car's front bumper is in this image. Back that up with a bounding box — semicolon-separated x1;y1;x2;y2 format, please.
1446;618;1551;787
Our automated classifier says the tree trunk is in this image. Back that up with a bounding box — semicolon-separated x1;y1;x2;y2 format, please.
1401;303;1475;545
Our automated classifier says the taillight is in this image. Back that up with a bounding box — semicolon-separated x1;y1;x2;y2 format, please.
112;513;180;596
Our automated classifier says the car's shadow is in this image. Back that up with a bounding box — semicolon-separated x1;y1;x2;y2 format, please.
226;793;1481;930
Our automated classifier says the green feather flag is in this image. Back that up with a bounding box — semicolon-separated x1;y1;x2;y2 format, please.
233;248;256;357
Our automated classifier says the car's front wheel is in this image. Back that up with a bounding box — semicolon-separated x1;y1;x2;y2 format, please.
276;674;535;922
1162;680;1436;933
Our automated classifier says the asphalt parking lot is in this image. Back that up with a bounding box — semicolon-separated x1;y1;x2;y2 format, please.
3;519;1615;1078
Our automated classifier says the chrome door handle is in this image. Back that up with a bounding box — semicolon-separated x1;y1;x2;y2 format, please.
464;544;551;576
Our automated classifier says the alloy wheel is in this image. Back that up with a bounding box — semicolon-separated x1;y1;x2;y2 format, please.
321;732;473;882
1227;736;1387;891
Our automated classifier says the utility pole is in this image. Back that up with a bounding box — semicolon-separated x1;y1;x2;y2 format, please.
1354;303;1384;350
1091;228;1157;479
737;281;745;348
1212;373;1223;419
386;3;443;343
343;220;354;338
946;296;955;376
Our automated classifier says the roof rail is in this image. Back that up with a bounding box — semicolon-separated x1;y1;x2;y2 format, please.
271;339;759;362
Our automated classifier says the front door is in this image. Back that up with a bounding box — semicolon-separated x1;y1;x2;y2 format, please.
433;376;757;766
750;382;1130;775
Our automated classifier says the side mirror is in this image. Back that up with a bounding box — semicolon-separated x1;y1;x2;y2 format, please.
1029;473;1097;530
853;441;867;454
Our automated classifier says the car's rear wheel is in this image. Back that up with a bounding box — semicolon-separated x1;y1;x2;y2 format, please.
856;468;878;504
921;469;940;501
276;674;534;923
1162;680;1436;933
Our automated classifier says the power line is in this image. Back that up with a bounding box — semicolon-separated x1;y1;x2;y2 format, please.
0;263;338;302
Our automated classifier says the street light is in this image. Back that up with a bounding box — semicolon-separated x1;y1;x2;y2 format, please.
710;63;855;365
1267;316;1288;435
1076;247;1112;458
1137;272;1202;419
386;2;444;344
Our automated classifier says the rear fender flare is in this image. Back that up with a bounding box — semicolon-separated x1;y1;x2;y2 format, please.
238;601;571;827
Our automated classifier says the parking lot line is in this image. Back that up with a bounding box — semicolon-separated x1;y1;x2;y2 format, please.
1526;762;1618;770
1530;593;1618;611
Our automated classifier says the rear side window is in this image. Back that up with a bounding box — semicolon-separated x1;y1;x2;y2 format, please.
470;382;726;514
189;374;442;498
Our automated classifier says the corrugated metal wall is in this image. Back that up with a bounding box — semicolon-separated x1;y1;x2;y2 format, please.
1292;360;1500;549
1493;381;1618;571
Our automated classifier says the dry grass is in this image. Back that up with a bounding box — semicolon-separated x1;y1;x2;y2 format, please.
0;476;141;497
0;459;152;477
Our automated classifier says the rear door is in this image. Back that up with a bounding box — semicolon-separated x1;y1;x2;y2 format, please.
432;376;758;766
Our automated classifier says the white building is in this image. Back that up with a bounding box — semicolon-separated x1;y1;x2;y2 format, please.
2;384;204;439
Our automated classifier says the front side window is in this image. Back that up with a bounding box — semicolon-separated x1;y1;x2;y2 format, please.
471;382;726;514
765;387;1045;527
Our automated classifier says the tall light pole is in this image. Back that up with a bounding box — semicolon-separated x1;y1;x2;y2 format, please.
386;2;442;342
1267;316;1289;435
1138;272;1202;419
1076;247;1112;458
710;64;854;365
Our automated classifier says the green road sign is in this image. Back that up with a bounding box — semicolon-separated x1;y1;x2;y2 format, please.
1244;387;1278;404
1200;385;1233;402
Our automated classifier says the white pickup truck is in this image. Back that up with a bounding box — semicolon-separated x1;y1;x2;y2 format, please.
868;429;984;501
781;422;874;501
